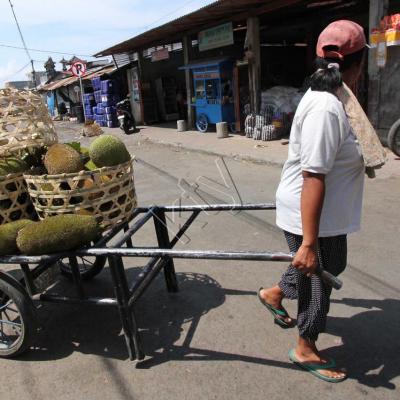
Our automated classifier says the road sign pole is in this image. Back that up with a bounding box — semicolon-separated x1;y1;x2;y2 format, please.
79;76;86;121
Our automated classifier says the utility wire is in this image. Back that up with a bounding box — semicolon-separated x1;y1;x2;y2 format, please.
0;43;94;58
143;0;201;31
7;0;36;88
2;0;203;57
3;0;211;65
7;0;31;60
2;61;31;82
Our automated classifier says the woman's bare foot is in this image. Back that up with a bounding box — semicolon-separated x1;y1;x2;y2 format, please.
295;337;347;380
259;286;293;325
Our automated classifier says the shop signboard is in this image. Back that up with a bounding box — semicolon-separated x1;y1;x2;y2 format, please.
198;22;234;52
151;48;169;62
193;72;220;79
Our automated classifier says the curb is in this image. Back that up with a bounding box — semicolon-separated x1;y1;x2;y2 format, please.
139;136;286;168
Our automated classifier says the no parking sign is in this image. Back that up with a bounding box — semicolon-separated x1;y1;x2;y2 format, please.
70;61;86;77
69;61;87;120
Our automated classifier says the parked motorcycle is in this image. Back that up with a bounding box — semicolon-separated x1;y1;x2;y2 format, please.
116;96;136;135
388;118;400;157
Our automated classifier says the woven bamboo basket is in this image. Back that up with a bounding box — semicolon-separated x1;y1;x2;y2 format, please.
24;160;137;230
0;173;35;225
0;89;58;157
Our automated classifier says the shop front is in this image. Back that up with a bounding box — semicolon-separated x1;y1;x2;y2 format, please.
94;0;396;140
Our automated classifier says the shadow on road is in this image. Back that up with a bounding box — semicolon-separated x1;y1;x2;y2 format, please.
15;268;294;372
12;267;398;388
326;297;400;390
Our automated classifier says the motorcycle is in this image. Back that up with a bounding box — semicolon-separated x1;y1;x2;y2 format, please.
116;96;136;135
388;118;400;157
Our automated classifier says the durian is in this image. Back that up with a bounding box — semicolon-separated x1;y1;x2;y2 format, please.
0;219;33;255
89;135;131;167
44;144;84;175
17;214;100;255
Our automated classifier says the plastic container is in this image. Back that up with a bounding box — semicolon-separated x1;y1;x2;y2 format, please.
100;94;111;105
92;106;97;115
105;113;115;121
102;100;113;107
84;93;95;104
94;90;102;104
96;104;104;115
101;80;114;95
105;106;115;114
85;114;94;121
106;121;116;128
91;77;102;91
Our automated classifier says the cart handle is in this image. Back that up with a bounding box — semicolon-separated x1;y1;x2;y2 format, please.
287;253;343;290
318;268;343;290
76;248;343;290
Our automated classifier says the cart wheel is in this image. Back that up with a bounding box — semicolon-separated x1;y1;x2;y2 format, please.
0;273;37;358
388;118;400;157
59;256;107;281
229;122;237;134
196;114;208;133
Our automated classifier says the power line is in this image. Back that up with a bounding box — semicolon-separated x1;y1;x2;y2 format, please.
7;0;31;60
2;62;31;82
143;0;201;31
7;0;36;88
2;0;210;65
0;43;94;58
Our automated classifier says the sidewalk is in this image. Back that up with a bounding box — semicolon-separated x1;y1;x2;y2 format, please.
56;121;400;179
135;123;289;167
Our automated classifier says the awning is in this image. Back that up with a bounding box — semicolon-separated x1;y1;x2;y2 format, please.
94;0;369;58
94;0;305;57
39;65;117;91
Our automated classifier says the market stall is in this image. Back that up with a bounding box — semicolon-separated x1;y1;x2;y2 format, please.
180;59;236;133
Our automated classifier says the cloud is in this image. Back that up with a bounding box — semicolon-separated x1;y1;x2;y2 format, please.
0;0;215;32
0;59;31;86
0;0;216;87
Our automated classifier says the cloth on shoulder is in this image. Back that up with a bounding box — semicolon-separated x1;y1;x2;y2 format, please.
336;83;387;178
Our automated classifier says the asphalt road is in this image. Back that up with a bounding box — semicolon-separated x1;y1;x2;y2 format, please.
1;126;399;400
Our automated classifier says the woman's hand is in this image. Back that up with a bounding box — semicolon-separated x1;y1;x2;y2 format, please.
292;244;318;277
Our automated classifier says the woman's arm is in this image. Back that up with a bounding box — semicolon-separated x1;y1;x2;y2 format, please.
292;171;325;276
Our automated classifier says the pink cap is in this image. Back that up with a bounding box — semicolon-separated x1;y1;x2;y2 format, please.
316;20;367;60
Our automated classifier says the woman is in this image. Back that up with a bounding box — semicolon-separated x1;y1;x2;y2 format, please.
258;20;367;383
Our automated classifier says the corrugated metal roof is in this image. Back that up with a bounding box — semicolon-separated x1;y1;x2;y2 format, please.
94;0;305;57
39;65;117;91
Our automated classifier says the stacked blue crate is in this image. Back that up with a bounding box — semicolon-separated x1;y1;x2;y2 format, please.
91;77;118;127
83;93;95;121
101;80;118;127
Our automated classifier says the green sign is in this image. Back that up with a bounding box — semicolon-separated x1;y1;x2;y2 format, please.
198;22;234;52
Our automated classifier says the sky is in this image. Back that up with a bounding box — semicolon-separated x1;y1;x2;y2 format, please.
0;0;215;87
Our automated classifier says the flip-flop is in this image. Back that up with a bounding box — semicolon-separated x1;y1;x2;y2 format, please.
257;288;295;329
288;348;347;383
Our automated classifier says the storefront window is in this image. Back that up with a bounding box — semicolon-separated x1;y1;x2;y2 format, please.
205;79;220;100
195;80;205;99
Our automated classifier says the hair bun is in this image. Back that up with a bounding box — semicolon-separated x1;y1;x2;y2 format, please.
327;63;340;69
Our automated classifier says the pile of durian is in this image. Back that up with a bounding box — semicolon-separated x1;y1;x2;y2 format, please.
0;135;131;256
0;134;130;177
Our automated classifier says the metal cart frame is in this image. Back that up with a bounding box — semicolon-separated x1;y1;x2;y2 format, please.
0;203;341;361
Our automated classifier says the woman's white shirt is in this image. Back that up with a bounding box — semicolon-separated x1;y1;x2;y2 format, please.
276;89;365;237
